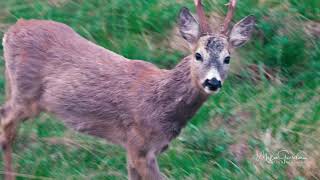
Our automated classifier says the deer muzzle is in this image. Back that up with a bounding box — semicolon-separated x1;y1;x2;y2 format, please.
203;78;222;91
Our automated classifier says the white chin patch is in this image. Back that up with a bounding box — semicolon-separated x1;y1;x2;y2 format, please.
2;34;6;47
203;86;220;94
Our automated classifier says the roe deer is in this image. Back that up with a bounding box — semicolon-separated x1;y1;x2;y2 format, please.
0;0;255;179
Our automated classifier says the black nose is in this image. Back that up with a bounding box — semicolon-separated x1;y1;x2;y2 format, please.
203;78;222;91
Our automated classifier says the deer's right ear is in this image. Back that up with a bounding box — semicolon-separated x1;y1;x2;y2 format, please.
178;7;200;47
229;15;256;48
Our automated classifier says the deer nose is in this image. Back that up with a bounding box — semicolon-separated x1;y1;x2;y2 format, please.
204;78;222;91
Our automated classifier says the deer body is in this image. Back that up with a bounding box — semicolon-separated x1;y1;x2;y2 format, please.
2;19;208;179
4;19;204;145
1;1;255;179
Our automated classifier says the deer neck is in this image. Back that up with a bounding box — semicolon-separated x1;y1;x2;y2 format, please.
152;56;208;139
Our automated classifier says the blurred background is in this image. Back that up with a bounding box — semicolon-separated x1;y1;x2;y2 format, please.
0;0;319;179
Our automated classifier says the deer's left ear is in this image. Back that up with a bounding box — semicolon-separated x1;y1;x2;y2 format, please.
178;7;200;48
229;15;256;48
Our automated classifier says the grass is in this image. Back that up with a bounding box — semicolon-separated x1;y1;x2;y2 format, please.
0;0;319;179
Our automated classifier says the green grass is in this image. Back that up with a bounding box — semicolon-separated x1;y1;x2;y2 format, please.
0;0;319;179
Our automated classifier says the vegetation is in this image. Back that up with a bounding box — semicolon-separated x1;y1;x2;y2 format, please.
0;0;319;179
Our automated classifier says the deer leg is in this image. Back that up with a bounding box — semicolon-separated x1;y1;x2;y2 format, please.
2;141;14;180
127;148;163;180
127;162;141;180
0;103;29;180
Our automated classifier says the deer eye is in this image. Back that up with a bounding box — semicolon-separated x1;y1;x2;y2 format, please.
224;56;230;64
195;53;202;61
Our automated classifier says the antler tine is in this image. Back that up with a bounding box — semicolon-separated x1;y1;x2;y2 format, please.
194;0;211;34
221;0;237;35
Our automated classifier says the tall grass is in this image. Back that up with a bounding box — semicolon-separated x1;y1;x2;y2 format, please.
0;0;319;179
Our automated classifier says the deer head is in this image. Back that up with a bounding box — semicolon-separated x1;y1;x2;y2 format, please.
178;0;255;94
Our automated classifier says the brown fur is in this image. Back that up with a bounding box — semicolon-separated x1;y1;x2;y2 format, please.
0;19;209;180
0;6;256;179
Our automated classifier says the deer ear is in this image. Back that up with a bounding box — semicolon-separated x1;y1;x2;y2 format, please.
229;15;256;48
178;7;200;47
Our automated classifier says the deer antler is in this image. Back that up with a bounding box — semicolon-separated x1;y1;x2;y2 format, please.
194;0;211;34
221;0;237;35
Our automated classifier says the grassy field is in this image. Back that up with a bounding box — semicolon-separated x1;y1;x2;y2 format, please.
0;0;319;179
